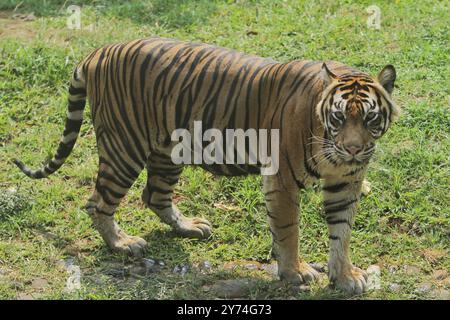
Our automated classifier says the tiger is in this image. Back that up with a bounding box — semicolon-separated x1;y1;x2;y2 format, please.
14;37;398;294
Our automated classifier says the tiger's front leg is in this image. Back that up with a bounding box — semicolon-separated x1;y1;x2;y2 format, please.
323;178;368;295
263;174;320;285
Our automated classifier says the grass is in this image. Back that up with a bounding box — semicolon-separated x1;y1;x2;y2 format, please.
0;0;449;300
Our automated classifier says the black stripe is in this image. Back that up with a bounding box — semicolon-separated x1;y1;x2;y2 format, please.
68;100;85;112
265;189;281;197
148;185;173;195
68;85;86;95
55;140;76;158
98;130;141;179
99;156;135;186
47;160;61;170
267;210;278;220
324;199;357;214
148;202;172;210
96;185;120;206
275;222;298;229
302;137;321;179
284;151;305;189
62;118;82;135
269;227;292;243
98;170;131;189
326;219;351;228
96;207;115;216
344;166;364;176
323;182;349;193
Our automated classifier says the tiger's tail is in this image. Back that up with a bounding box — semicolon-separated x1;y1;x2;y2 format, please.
13;66;87;179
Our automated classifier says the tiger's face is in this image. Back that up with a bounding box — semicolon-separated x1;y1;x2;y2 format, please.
316;63;399;165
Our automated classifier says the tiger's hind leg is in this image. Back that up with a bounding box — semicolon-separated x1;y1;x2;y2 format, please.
142;153;212;239
86;157;147;258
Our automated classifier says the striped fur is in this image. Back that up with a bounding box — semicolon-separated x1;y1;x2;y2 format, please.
14;37;398;294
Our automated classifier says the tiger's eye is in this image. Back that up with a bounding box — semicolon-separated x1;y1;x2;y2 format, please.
329;111;345;128
365;112;382;129
333;111;345;121
365;112;377;121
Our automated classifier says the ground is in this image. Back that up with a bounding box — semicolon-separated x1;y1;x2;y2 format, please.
0;0;448;300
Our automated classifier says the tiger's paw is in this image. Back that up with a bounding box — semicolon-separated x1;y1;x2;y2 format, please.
90;212;148;258
331;266;368;295
174;216;212;240
279;262;320;285
298;262;321;283
108;231;148;258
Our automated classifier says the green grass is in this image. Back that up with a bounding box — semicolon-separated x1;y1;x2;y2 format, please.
0;0;449;300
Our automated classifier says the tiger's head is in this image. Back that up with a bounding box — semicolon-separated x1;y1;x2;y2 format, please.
316;63;399;165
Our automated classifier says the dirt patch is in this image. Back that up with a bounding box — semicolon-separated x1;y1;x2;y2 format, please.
0;10;37;41
0;18;36;41
421;248;447;265
0;10;72;45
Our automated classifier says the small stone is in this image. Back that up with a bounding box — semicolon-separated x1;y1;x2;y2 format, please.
31;278;48;290
388;265;399;274
197;260;212;273
389;283;402;292
430;288;449;300
130;259;162;277
224;260;262;271
142;258;156;268
289;285;310;294
366;265;381;290
415;282;433;294
210;279;258;298
17;293;34;300
361;179;372;195
10;281;24;290
367;265;381;274
242;262;259;270
24;13;36;21
443;276;450;289
202;284;212;292
432;269;448;280
403;265;421;276
261;262;278;277
86;275;108;286
173;264;190;276
56;258;75;271
180;265;189;276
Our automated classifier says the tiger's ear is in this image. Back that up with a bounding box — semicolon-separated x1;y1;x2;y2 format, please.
321;62;337;88
377;65;396;94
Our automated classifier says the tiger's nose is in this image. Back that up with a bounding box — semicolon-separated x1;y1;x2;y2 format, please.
344;144;363;156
